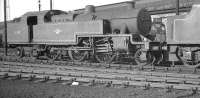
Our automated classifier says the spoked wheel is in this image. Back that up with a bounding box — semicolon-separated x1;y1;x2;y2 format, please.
176;47;200;68
95;52;116;63
68;47;88;62
134;49;152;66
14;47;24;58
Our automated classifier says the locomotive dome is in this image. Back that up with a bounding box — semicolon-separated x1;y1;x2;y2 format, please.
85;5;95;13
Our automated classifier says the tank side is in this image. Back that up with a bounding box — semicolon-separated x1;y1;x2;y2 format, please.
33;20;104;44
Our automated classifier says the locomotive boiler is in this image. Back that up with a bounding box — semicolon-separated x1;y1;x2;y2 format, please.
4;2;153;64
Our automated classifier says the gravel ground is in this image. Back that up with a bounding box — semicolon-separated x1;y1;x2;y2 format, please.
0;79;200;98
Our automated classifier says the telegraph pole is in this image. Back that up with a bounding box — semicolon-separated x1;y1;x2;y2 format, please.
4;0;8;56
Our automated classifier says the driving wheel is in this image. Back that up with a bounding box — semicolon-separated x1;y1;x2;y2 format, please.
95;52;116;63
68;47;88;62
134;48;152;66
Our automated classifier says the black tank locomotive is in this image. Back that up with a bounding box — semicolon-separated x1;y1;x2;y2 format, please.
2;2;153;64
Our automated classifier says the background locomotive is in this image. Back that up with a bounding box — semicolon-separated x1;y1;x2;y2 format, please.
1;1;200;68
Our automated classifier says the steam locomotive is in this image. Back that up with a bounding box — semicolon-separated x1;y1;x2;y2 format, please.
1;1;200;67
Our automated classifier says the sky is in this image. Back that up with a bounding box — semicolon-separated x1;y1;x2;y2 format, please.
0;0;130;22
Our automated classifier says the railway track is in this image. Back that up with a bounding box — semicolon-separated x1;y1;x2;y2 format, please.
1;55;200;74
1;59;200;92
